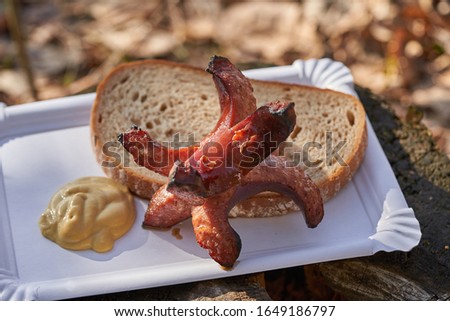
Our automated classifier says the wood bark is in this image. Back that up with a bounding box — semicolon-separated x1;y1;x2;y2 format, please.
318;86;450;300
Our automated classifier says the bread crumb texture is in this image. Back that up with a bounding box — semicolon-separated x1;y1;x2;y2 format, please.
97;64;219;146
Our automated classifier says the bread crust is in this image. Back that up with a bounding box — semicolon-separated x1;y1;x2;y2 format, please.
90;59;367;217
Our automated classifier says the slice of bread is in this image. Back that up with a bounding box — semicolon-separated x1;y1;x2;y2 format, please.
90;59;367;217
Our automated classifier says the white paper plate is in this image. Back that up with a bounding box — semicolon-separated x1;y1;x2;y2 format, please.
0;59;421;300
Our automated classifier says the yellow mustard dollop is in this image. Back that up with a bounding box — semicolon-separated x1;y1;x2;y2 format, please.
39;176;136;253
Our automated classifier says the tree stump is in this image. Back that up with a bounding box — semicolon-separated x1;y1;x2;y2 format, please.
317;86;450;300
76;86;448;301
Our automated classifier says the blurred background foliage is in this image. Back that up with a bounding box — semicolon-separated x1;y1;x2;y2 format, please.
1;0;449;156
